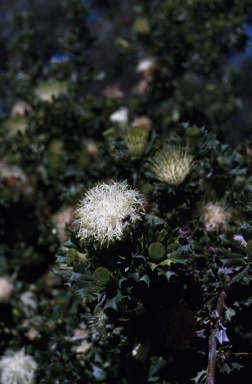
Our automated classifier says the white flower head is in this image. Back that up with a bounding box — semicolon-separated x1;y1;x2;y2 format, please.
0;277;14;304
121;126;149;157
76;181;144;247
0;348;37;384
33;79;68;102
150;146;194;186
109;107;128;126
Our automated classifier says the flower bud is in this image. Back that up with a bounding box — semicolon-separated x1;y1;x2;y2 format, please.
93;267;113;287
148;242;166;262
121;126;149;157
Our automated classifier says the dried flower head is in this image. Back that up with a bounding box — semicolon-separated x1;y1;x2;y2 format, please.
11;101;31;117
52;206;76;243
102;84;124;99
76;181;144;247
85;140;99;156
136;58;160;81
33;79;68;102
150;146;194;186
0;277;14;304
198;201;232;233
131;116;152;131
0;348;37;384
121;126;149;157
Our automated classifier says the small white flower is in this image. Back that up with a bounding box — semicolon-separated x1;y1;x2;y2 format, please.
121;126;149;157
0;277;14;304
0;348;37;384
150;146;194;186
136;58;157;74
33;79;68;102
76;181;144;247
109;107;128;125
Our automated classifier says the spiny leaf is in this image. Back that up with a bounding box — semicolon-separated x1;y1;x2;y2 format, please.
231;265;250;284
190;369;207;383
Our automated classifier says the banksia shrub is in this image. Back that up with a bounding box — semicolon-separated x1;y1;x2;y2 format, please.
2;1;252;383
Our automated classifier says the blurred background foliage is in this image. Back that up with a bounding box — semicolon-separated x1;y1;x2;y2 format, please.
0;0;252;383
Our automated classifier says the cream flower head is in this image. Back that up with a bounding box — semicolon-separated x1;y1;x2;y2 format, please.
0;348;37;384
5;115;28;136
0;277;14;304
33;79;68;102
150;146;194;186
76;181;144;247
121;126;149;157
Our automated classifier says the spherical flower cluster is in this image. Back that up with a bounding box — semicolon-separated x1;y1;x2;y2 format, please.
76;181;144;247
0;349;37;384
150;146;194;186
0;277;14;304
93;267;113;286
121;126;149;157
198;202;232;233
148;242;166;262
33;79;68;102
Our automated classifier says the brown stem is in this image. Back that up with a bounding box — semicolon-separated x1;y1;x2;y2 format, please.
207;290;226;384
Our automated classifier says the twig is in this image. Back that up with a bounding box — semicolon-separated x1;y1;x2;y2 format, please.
207;290;226;384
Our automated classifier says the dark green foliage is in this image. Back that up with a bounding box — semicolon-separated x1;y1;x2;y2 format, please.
1;0;252;383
